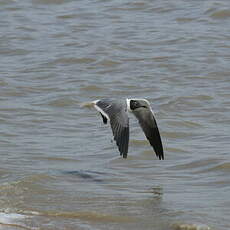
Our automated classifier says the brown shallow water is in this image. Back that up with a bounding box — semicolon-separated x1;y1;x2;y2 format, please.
0;0;230;229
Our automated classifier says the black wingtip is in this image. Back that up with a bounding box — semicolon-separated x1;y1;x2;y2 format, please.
119;151;127;158
158;153;164;160
151;139;164;160
156;146;164;160
152;126;164;160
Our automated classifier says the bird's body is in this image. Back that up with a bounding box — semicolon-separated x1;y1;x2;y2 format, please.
82;98;164;160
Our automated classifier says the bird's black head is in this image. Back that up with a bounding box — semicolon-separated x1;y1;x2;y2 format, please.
130;99;148;111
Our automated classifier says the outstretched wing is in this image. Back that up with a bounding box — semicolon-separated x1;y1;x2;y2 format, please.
94;99;129;158
132;108;164;160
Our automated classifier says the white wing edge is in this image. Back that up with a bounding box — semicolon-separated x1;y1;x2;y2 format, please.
126;98;153;113
126;99;131;112
92;100;110;121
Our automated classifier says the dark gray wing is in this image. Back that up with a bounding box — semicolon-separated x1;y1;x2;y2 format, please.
132;108;164;160
94;99;129;158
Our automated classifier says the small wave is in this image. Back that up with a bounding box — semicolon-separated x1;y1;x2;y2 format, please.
33;0;72;5
0;0;17;5
0;48;31;56
0;80;8;87
210;9;230;19
57;14;77;19
176;17;195;23
130;139;148;146
80;85;104;92
0;213;25;223
201;162;230;173
33;156;80;162
97;59;122;67
163;131;195;139
166;120;202;128
62;170;110;183
37;210;136;223
50;57;96;66
0;212;30;230
170;158;220;171
0;173;55;192
166;147;188;153
47;97;76;107
161;95;213;112
172;222;210;230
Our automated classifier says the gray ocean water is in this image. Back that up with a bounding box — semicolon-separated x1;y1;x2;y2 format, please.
0;0;230;229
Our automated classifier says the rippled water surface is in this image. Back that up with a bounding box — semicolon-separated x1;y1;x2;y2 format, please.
0;0;230;229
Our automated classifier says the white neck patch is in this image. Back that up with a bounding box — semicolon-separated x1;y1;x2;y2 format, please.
126;99;131;112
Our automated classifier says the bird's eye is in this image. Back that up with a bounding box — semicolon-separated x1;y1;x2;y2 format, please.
133;101;139;107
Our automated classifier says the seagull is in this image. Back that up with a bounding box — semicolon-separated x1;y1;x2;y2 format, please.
82;99;164;160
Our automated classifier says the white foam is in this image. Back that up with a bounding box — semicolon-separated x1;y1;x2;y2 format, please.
0;212;25;225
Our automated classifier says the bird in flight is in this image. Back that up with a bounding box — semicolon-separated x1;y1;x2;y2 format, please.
82;98;164;160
